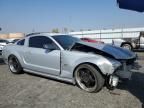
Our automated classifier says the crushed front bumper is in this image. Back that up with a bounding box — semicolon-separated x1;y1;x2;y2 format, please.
115;62;134;80
115;68;132;80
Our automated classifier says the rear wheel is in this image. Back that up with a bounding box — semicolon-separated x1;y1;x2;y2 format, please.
121;44;132;50
8;55;23;74
74;64;104;93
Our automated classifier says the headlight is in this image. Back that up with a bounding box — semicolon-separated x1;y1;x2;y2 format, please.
105;58;122;73
112;63;121;70
110;60;122;70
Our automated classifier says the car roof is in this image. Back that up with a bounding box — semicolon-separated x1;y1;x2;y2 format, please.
26;32;67;37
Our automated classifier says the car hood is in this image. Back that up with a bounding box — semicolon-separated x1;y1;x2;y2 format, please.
71;41;136;60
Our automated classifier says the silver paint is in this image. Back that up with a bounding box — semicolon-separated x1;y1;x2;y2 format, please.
2;34;136;84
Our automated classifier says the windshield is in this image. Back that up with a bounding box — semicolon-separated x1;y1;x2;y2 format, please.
53;35;81;50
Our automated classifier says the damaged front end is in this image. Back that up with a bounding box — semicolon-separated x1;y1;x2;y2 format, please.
70;41;137;89
107;58;137;89
106;60;136;89
114;61;134;80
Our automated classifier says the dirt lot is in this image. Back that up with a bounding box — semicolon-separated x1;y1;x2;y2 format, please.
0;53;144;108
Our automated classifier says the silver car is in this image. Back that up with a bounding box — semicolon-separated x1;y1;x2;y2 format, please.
2;33;136;92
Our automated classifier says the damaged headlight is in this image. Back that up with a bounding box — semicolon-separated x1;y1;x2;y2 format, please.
110;59;122;70
112;63;122;70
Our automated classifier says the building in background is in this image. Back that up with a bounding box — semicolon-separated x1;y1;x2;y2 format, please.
69;27;144;50
0;33;25;40
69;27;144;43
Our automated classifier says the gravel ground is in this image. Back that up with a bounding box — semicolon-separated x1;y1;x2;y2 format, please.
0;53;144;108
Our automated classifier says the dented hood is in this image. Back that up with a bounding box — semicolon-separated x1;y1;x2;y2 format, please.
71;41;136;60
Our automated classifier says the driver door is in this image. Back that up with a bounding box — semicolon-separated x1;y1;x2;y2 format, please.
23;36;60;76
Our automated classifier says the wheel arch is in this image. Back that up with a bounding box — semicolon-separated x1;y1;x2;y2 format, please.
73;62;105;78
8;54;15;60
8;53;23;67
121;42;133;48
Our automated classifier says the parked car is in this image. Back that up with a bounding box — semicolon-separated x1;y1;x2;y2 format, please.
81;37;104;43
112;32;144;50
2;34;136;92
0;39;9;55
9;39;20;44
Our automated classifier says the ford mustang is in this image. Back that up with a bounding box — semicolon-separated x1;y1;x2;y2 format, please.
2;33;136;92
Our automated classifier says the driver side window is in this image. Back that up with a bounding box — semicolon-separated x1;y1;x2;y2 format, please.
29;36;59;49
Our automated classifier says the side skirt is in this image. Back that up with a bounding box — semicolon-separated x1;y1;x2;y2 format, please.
23;68;75;84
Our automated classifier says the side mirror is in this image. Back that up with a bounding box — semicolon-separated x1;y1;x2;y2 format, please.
43;44;56;51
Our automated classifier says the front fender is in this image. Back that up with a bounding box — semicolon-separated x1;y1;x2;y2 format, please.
74;56;120;75
61;51;121;79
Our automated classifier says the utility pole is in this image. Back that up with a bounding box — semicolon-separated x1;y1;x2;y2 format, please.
32;28;35;33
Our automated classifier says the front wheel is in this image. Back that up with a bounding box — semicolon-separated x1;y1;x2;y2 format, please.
8;55;23;74
74;64;104;93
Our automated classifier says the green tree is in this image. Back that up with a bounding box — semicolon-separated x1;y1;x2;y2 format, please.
64;27;68;33
70;29;74;32
52;28;59;33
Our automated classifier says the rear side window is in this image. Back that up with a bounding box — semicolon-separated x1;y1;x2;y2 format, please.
29;36;57;49
17;39;25;46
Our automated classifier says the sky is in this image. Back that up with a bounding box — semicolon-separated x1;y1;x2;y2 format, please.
0;0;144;33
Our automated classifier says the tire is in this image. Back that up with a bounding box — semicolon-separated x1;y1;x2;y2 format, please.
8;55;23;74
74;64;105;93
121;44;132;50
